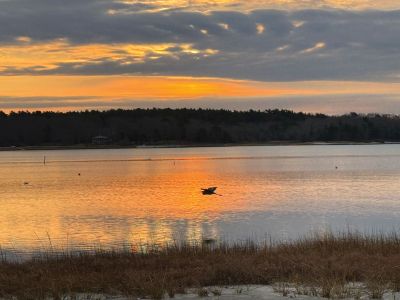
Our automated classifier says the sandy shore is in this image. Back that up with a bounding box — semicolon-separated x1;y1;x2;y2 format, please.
171;286;315;300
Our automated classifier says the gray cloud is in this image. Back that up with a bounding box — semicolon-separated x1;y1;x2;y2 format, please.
2;94;400;115
1;0;400;81
0;96;99;109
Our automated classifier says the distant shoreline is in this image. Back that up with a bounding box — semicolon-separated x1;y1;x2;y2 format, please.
3;109;400;151
0;141;398;152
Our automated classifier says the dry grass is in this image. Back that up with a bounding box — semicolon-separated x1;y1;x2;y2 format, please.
2;232;400;299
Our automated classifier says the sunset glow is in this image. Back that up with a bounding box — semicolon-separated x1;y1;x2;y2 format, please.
116;0;400;10
1;0;400;113
0;76;299;103
3;2;400;296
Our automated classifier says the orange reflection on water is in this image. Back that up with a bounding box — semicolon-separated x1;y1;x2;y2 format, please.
2;145;400;253
0;157;283;251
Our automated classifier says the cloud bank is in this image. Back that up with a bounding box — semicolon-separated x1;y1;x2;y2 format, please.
0;0;400;82
2;94;400;115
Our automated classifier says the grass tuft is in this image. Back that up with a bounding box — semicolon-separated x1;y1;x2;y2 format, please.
2;232;400;298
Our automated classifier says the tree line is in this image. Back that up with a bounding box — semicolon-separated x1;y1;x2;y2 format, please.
0;109;400;147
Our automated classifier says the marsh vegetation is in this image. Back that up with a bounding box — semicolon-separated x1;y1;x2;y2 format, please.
2;232;400;299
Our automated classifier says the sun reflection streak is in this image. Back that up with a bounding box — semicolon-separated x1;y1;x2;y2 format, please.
0;158;284;251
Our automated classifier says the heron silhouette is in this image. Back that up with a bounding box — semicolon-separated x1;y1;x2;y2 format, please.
201;187;222;196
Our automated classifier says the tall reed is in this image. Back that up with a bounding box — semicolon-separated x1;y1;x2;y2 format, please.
1;232;400;299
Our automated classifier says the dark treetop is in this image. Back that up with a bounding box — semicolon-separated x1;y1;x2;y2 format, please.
0;109;399;147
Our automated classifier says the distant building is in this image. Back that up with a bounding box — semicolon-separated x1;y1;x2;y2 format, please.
92;135;111;145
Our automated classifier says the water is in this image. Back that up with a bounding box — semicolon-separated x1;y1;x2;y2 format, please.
1;144;400;254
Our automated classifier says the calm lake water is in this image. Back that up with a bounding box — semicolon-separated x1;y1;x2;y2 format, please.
1;144;400;253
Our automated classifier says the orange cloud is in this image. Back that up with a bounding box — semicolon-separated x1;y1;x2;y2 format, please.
120;0;400;10
1;75;400;112
0;40;181;70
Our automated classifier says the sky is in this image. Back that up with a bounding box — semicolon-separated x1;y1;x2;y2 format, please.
1;0;400;114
